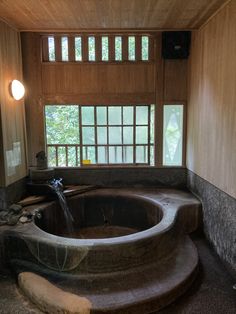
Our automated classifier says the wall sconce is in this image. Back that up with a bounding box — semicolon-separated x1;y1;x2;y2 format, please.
10;79;25;100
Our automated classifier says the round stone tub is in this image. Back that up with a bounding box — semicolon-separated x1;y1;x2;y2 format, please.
4;188;200;275
3;188;201;313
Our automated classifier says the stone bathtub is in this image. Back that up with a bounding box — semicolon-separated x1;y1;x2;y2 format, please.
3;188;201;313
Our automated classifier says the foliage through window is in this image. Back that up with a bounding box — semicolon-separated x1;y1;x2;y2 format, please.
75;37;82;61
163;104;184;166
102;36;109;61
128;36;135;61
44;34;152;62
88;36;95;61
115;36;122;61
45;105;155;167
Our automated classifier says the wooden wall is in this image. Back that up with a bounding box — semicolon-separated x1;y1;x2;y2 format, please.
0;21;28;187
21;32;187;166
42;63;155;104
187;0;236;198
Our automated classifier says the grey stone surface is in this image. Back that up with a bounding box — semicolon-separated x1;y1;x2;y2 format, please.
54;167;187;188
3;188;201;275
1;188;201;313
0;234;235;314
187;170;236;278
0;178;27;211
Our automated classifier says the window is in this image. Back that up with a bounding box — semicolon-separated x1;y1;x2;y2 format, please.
48;36;55;61
88;36;95;61
61;37;69;61
115;36;122;61
75;37;82;61
101;36;109;61
128;36;135;61
163;104;184;166
141;36;149;61
42;34;152;62
45;104;155;167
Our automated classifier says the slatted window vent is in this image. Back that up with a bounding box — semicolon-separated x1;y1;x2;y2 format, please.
42;35;152;62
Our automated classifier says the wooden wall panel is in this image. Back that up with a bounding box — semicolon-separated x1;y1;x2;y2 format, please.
41;63;155;104
21;33;45;166
187;0;236;198
164;60;187;102
0;21;28;186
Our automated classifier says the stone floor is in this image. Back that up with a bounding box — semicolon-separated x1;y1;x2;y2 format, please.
0;233;235;314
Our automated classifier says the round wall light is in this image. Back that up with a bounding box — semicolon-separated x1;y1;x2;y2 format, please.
10;79;25;100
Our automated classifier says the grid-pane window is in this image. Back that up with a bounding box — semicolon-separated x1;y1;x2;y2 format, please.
163;104;184;166
45;104;155;166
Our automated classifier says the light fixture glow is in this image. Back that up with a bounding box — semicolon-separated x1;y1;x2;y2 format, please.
10;80;25;100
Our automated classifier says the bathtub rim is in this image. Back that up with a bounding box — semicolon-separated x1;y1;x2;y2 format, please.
12;190;181;249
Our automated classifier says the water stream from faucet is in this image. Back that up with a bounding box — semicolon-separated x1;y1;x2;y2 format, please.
50;179;74;234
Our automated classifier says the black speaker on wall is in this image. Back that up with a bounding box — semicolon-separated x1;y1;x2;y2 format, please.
162;31;191;59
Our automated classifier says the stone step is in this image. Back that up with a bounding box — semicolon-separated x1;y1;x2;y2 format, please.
15;236;198;314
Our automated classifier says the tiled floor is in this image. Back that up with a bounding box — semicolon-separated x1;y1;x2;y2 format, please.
0;233;235;314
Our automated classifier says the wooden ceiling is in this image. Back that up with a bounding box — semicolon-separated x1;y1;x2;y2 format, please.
0;0;230;32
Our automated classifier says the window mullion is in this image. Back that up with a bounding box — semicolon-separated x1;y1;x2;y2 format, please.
95;36;101;62
82;35;88;62
135;35;142;61
94;106;98;163
109;35;115;61
148;105;151;165
79;106;83;166
121;106;124;163
106;106;109;164
133;105;136;164
68;36;75;62
122;35;128;61
55;146;58;167
54;36;62;61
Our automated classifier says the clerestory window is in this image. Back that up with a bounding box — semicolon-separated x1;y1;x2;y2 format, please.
43;34;152;62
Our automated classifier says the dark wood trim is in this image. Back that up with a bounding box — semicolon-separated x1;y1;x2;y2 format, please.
54;36;62;61
68;36;75;61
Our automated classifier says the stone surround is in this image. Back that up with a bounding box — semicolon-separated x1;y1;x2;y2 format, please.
54;167;187;188
187;170;236;278
0;177;27;211
1;168;187;211
2;188;201;313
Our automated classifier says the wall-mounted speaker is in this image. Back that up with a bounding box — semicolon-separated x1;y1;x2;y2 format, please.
162;31;191;59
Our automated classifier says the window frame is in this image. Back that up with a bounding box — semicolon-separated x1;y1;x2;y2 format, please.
41;33;154;63
160;102;186;168
44;104;156;168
